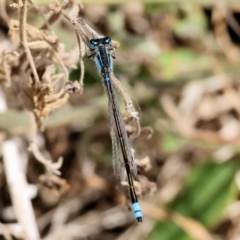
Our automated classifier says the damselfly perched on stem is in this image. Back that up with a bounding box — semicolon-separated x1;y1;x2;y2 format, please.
87;36;143;222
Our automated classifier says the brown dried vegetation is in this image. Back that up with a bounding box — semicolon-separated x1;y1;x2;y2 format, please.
2;1;240;240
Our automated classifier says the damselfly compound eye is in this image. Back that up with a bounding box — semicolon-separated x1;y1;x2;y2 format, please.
89;39;99;49
104;37;112;45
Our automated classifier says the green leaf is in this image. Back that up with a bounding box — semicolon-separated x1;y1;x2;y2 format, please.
149;160;238;240
144;3;178;15
173;8;207;39
161;133;182;152
156;48;210;79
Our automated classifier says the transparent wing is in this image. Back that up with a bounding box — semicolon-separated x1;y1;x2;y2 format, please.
109;103;125;181
74;19;91;46
104;79;138;179
74;18;104;49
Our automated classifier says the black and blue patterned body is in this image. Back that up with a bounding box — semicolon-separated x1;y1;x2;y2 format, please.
88;37;143;222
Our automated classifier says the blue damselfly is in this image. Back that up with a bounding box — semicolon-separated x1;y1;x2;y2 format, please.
88;37;143;222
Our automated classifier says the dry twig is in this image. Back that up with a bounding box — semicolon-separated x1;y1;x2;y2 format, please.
2;140;41;240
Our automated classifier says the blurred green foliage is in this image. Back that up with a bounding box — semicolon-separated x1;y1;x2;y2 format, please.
150;160;238;239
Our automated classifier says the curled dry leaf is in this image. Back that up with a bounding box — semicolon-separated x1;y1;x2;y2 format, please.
39;173;70;196
135;156;152;172
140;126;154;139
8;0;73;201
7;18;75;130
21;65;69;130
0;50;19;87
28;142;64;175
138;175;157;196
64;80;82;93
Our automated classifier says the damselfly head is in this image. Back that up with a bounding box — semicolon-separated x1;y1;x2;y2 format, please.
88;37;112;49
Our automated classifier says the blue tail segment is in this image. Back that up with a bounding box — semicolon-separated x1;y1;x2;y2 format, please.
132;202;143;222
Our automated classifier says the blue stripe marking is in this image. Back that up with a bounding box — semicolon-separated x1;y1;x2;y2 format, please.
132;202;143;219
95;54;103;73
